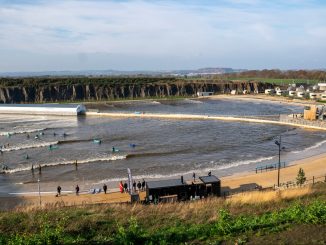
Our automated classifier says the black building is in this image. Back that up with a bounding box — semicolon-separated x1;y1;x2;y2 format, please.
146;175;221;203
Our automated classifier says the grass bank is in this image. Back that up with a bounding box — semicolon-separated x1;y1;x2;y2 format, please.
0;183;325;244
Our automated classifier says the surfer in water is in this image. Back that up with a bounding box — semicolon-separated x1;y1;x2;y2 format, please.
75;160;78;170
112;146;115;152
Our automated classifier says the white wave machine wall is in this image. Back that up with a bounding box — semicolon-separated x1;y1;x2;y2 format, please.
0;104;86;116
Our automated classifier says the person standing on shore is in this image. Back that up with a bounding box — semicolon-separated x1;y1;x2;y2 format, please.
123;182;128;193
75;185;80;195
192;172;196;181
74;160;78;170
137;181;141;192
57;186;61;196
133;181;136;192
119;181;124;193
141;179;146;191
38;164;42;175
103;184;107;194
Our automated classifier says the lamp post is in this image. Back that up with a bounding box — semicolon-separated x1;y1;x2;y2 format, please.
275;135;286;187
38;178;41;206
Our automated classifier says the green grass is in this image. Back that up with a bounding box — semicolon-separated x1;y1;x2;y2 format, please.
0;183;325;244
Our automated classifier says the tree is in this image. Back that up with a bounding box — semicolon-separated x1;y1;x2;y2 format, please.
296;168;306;186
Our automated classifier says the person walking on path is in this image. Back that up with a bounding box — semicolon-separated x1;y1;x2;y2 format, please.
123;182;128;193
75;185;80;195
137;181;141;192
133;181;136;192
57;186;61;196
141;179;146;191
103;184;107;194
119;181;124;193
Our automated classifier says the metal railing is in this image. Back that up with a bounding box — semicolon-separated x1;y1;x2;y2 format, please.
279;114;326;128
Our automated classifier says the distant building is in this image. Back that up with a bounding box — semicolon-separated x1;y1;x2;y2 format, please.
297;91;305;98
265;89;275;95
0;104;86;116
231;90;237;95
321;93;326;101
276;90;284;96
197;92;213;97
318;83;326;91
304;104;326;121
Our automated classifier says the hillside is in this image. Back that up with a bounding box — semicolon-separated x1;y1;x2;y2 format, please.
0;183;325;244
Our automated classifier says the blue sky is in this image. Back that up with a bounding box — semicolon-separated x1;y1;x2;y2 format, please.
0;0;325;72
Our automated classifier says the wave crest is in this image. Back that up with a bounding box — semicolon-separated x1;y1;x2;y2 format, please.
1;155;126;174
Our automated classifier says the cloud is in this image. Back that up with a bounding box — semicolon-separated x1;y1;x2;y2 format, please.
0;0;325;71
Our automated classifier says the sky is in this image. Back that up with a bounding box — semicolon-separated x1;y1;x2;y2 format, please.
0;0;325;72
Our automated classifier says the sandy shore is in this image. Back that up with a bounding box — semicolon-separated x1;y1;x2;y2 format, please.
1;152;325;210
208;94;318;107
222;152;326;190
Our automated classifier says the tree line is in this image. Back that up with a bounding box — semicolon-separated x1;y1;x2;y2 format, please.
217;69;326;81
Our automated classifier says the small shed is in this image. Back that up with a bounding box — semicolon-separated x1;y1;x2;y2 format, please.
304;105;317;120
199;175;221;196
146;178;187;202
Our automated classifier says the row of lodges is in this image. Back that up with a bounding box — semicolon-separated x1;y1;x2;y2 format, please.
0;104;86;116
265;83;326;100
143;175;221;203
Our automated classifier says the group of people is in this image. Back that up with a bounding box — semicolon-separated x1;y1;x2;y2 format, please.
56;183;109;197
119;179;146;193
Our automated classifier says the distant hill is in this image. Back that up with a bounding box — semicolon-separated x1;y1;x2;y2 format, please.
0;67;245;77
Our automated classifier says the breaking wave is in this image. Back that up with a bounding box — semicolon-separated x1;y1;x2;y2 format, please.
0;128;46;136
1;141;59;152
291;139;326;154
1;155;126;174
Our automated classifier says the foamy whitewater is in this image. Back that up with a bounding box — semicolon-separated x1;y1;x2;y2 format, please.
1;99;326;194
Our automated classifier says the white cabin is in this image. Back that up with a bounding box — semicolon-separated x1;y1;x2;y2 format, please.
197;92;213;97
321;94;326;101
297;92;305;98
265;89;275;95
318;83;326;91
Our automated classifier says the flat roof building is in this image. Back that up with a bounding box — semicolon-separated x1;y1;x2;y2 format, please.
0;104;86;116
146;175;221;203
